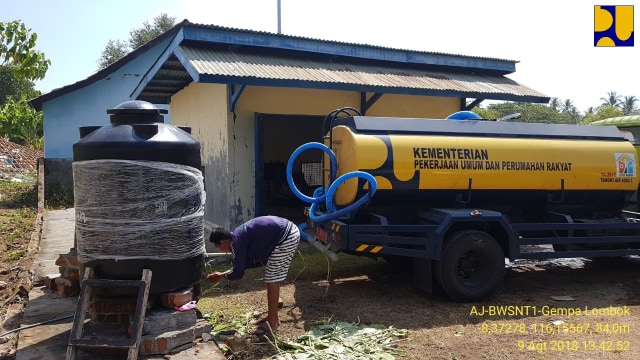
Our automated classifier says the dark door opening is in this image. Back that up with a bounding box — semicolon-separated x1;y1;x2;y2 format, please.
255;114;324;224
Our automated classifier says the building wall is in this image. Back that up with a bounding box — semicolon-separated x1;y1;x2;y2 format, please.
41;38;173;160
366;93;460;118
39;38;173;199
170;83;230;236
170;83;459;229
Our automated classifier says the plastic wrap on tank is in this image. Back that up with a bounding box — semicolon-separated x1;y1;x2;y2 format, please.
73;159;205;263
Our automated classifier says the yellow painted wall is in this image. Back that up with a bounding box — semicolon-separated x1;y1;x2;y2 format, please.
171;83;462;228
170;82;231;234
365;93;459;119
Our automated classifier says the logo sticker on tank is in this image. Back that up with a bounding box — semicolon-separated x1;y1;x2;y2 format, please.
615;153;636;177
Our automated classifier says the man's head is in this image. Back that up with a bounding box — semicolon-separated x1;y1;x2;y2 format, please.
209;227;232;253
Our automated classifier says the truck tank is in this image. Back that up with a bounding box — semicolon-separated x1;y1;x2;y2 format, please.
324;116;637;220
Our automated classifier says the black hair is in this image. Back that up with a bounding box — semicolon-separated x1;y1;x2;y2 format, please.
209;226;231;245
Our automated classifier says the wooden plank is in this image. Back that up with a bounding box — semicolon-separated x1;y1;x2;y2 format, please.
66;267;94;360
127;269;152;360
66;268;152;360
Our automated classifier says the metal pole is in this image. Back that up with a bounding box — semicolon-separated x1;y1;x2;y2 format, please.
277;0;282;34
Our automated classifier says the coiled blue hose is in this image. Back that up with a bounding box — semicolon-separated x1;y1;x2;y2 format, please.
286;142;336;204
287;142;377;224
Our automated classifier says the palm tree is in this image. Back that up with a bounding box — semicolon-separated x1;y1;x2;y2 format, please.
548;97;560;111
621;95;638;115
561;99;575;112
600;91;621;108
585;107;595;115
560;99;581;123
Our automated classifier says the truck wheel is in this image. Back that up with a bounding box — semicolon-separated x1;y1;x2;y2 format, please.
434;230;505;302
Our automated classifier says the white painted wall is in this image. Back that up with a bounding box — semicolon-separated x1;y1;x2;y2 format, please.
41;38;173;159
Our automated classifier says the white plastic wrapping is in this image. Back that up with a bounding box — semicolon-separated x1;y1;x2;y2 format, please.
73;159;206;262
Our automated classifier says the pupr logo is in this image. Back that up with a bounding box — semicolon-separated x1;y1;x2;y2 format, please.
594;5;634;46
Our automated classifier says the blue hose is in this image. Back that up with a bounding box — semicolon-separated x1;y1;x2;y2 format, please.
287;142;377;224
297;222;309;241
287;142;336;204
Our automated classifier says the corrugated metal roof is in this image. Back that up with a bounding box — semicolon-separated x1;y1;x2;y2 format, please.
136;46;546;104
183;22;518;63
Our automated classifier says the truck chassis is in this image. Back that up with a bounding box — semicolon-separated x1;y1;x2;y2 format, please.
303;207;640;302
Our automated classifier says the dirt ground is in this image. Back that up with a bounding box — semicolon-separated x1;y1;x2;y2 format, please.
200;250;640;360
0;180;39;358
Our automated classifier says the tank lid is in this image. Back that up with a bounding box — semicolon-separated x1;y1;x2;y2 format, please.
106;100;168;124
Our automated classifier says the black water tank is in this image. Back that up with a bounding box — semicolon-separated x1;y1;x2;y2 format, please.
72;100;205;295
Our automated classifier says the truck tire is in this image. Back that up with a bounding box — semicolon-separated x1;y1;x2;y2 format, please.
434;230;505;302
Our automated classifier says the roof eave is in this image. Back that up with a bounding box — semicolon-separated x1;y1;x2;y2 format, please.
137;74;550;105
28;20;188;111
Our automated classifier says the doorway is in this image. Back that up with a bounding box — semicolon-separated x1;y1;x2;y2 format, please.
255;113;324;223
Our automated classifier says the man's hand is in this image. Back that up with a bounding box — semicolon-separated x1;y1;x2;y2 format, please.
207;272;226;283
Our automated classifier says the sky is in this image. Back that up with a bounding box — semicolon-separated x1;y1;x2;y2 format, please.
2;0;638;113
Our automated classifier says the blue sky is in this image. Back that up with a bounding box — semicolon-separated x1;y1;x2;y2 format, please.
2;0;638;112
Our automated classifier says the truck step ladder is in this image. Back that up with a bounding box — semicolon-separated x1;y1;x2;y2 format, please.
66;267;152;360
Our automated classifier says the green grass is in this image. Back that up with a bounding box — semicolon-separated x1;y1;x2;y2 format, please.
0;180;37;261
0;180;37;208
198;249;405;359
44;182;74;209
198;248;384;327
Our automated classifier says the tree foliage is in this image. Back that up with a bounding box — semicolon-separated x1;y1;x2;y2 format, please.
621;96;638;115
473;90;638;126
97;13;176;69
0;97;43;148
129;13;176;49
581;105;624;125
97;39;129;70
600;91;621;108
0;20;46;147
473;101;577;124
0;65;39;106
0;20;50;81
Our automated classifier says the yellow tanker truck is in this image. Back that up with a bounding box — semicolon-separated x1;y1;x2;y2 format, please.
287;108;640;302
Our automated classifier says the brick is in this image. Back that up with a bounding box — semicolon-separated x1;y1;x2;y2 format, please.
143;339;154;354
157;337;168;353
67;254;80;267
55;253;81;269
54;277;79;297
160;288;193;308
54;277;73;286
89;297;137;324
89;297;137;317
44;274;60;291
54;255;68;267
62;268;80;282
54;274;79;290
138;320;211;355
118;314;131;324
122;299;139;314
